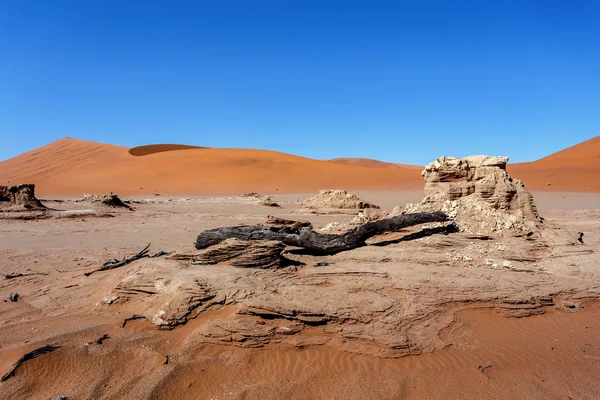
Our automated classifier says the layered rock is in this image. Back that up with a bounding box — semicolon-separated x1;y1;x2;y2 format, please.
407;156;541;233
102;262;222;330
0;184;46;211
299;190;380;214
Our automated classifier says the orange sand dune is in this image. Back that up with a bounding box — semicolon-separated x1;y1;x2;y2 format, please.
331;136;600;192
0;138;422;197
329;157;414;169
509;135;600;192
129;144;208;156
1;136;598;196
535;135;600;165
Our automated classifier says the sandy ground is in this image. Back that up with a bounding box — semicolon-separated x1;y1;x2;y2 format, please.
1;190;599;399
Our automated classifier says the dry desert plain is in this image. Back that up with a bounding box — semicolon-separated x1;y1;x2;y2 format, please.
0;137;599;400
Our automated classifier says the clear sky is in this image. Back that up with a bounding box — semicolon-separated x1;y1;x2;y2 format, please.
1;0;598;164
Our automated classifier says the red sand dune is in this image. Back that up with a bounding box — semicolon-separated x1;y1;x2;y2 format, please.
535;135;600;165
0;136;597;196
0;138;422;197
329;158;410;169
333;137;600;192
508;135;600;192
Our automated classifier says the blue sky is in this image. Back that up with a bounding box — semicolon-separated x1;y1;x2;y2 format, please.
1;0;598;164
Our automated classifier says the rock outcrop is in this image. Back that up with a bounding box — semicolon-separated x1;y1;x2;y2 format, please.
299;190;380;214
83;194;131;209
407;156;541;234
102;262;222;330
0;184;46;211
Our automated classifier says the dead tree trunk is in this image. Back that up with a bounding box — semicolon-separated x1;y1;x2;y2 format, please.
196;211;448;254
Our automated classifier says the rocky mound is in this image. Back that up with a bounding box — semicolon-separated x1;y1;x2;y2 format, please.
83;194;131;209
405;156;541;234
299;190;380;214
0;184;46;211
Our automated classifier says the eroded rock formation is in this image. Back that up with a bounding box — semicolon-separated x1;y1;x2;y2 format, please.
83;194;131;209
299;189;380;214
406;156;541;233
102;262;222;330
0;184;46;211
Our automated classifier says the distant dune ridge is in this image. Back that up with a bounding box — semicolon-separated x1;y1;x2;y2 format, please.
128;144;208;157
507;135;600;192
0;138;422;196
0;136;597;196
328;158;409;169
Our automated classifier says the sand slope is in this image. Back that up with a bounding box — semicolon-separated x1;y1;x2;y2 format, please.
0;136;598;196
508;136;600;192
329;158;411;169
535;135;600;165
0;138;422;196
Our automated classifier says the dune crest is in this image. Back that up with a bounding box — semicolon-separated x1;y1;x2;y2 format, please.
508;135;600;191
536;135;600;165
129;144;208;157
329;158;414;169
0;138;422;196
0;136;598;195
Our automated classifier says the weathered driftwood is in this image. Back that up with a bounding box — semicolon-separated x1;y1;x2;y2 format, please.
121;314;147;328
371;223;459;247
151;250;171;258
1;272;48;280
84;244;151;276
94;334;110;344
265;215;313;229
187;238;291;269
1;345;61;382
196;211;449;254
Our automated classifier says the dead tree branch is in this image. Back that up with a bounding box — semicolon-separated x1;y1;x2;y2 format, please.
196;211;449;254
84;244;151;277
371;223;459;246
1;272;48;280
1;345;61;382
121;314;147;328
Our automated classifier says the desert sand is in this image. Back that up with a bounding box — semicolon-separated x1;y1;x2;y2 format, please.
1;136;598;197
1;139;599;399
1;188;599;399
